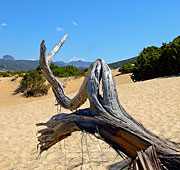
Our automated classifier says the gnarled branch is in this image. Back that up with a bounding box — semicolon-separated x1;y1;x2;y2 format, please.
37;35;180;170
39;35;93;110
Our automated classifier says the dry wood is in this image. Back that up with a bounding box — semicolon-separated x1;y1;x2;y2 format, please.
40;35;93;111
132;145;162;170
37;35;180;170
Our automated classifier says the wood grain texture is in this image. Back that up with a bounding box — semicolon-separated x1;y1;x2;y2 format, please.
39;36;93;111
37;35;180;170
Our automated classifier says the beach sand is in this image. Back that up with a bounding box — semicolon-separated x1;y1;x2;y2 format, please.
0;71;179;169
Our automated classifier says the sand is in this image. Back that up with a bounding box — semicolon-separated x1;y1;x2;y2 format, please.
0;71;179;169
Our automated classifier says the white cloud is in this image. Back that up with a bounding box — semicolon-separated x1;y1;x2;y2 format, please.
1;23;7;27
69;57;85;62
72;21;77;26
56;27;63;32
28;58;36;61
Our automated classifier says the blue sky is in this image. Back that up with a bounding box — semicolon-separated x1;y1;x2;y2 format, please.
0;0;180;63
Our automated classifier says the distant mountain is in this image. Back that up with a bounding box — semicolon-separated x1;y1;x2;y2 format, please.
54;61;66;67
54;60;92;68
0;59;39;71
0;59;92;71
3;55;15;60
108;57;137;69
0;57;137;71
68;60;92;68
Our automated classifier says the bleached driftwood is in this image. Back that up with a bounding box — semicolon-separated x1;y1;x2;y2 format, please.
37;35;180;170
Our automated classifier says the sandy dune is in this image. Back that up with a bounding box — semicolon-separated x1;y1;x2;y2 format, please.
0;76;86;107
0;72;179;169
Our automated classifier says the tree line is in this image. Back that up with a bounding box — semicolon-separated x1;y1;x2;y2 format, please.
119;35;180;81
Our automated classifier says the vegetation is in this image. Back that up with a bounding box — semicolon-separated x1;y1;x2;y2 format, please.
119;61;135;74
13;64;85;97
0;71;25;77
108;56;137;69
52;65;85;77
131;46;162;81
16;70;50;97
1;63;85;78
37;64;86;77
132;36;180;81
118;35;180;81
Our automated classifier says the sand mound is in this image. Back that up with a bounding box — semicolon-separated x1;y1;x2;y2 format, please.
0;74;179;169
0;76;86;107
0;71;133;107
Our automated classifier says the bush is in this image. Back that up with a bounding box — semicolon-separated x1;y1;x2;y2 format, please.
131;35;180;81
159;37;180;76
0;71;25;77
0;72;11;77
37;64;85;78
119;62;135;74
16;70;50;97
12;63;85;97
51;64;85;77
131;46;161;81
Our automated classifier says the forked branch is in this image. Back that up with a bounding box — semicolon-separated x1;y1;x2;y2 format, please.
39;35;93;111
37;35;180;170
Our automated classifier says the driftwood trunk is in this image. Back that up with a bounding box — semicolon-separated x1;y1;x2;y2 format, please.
37;34;180;170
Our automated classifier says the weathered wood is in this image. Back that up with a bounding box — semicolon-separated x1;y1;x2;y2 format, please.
37;35;180;170
40;35;93;110
134;146;162;170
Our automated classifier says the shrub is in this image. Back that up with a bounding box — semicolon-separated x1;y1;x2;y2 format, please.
131;46;161;81
13;64;85;97
0;72;11;77
131;35;180;81
159;37;180;76
16;70;50;97
119;62;135;74
0;71;25;77
36;64;85;78
51;64;85;77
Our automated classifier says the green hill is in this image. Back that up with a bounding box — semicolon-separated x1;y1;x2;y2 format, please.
108;57;137;69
